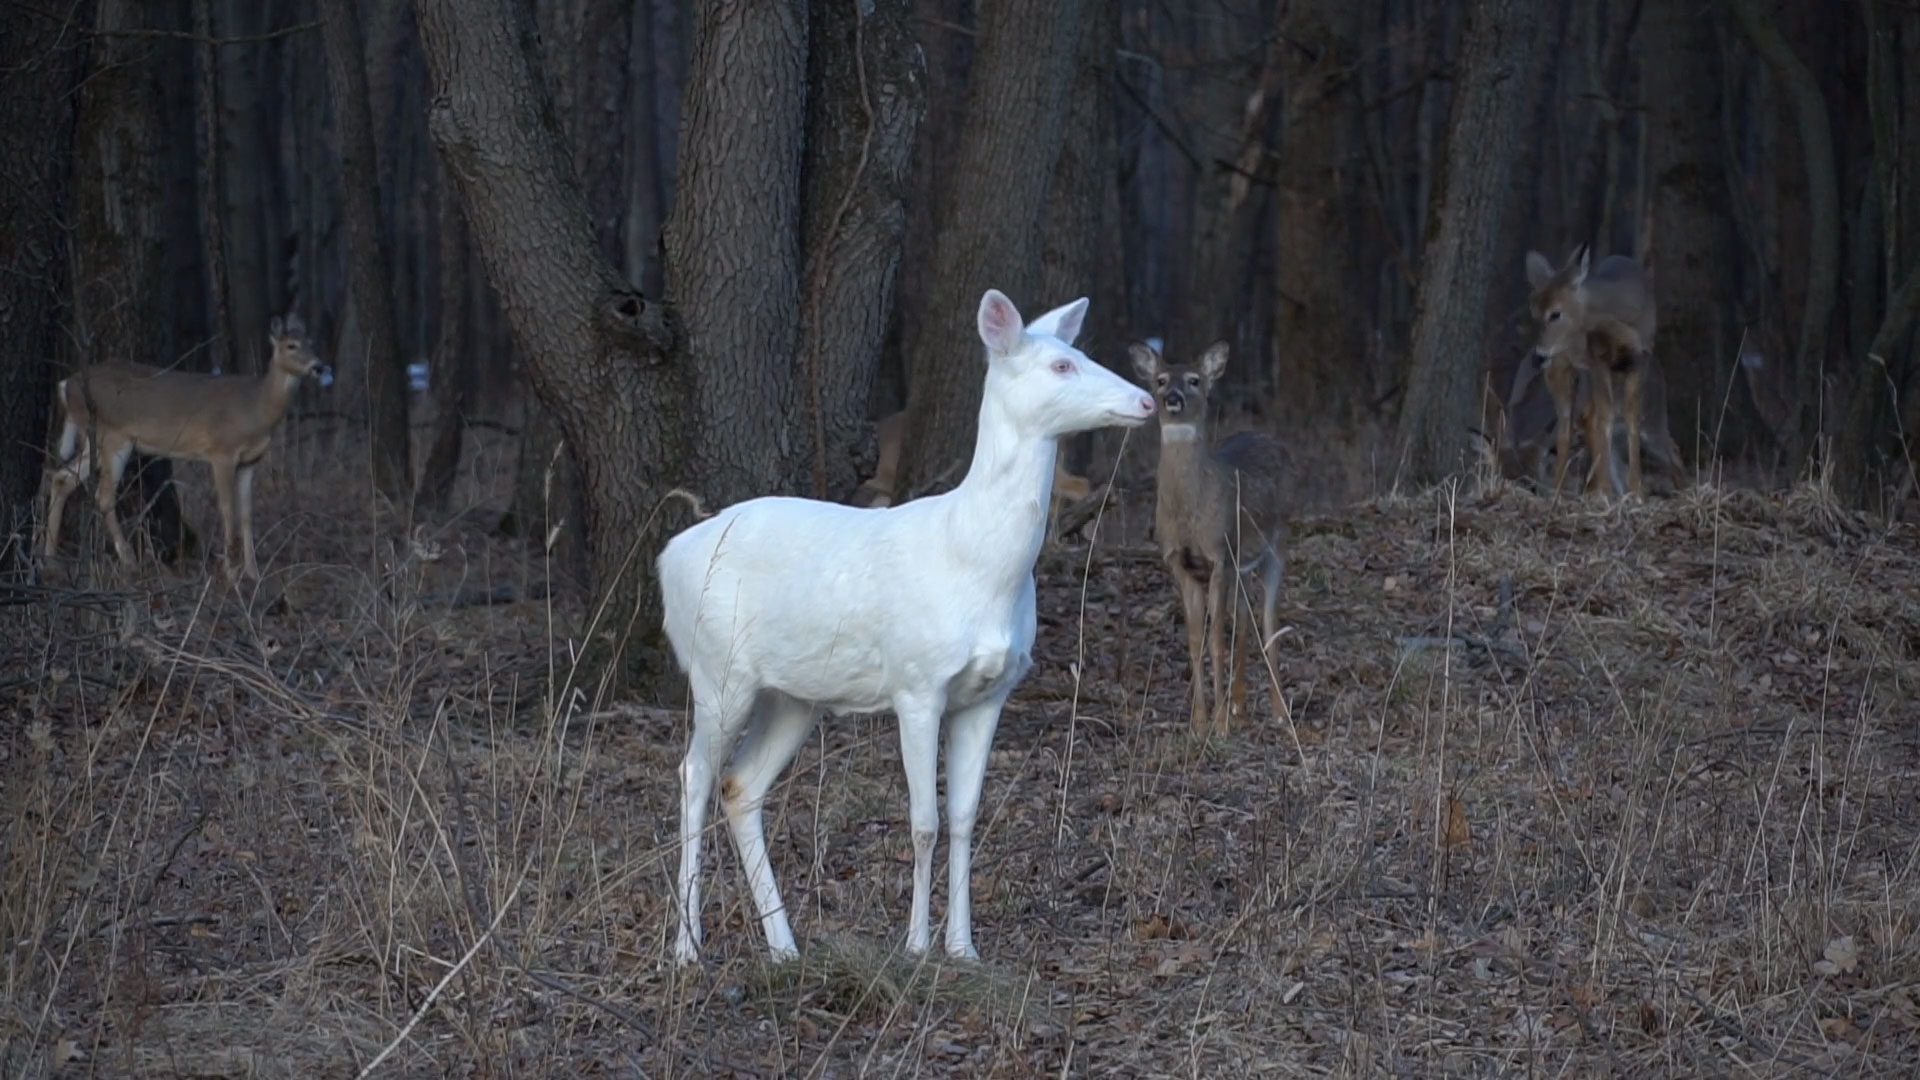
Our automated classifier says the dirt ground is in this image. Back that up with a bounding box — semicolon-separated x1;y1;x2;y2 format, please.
5;422;1920;1078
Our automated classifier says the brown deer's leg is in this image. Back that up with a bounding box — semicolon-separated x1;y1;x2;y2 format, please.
1545;361;1577;496
1623;362;1645;496
1172;561;1209;734
1582;369;1615;495
1206;561;1229;734
95;438;137;565
210;457;241;577
237;463;260;579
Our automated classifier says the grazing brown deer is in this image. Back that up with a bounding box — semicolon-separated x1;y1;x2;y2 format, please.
44;313;330;579
1523;246;1681;496
1130;341;1288;735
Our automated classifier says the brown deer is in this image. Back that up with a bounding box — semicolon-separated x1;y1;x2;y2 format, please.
1130;341;1288;735
1523;245;1682;496
44;313;330;579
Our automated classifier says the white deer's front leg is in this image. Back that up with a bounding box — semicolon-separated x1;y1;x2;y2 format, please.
894;691;946;954
942;695;1005;960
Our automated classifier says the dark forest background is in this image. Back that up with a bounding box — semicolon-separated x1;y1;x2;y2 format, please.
4;0;1919;685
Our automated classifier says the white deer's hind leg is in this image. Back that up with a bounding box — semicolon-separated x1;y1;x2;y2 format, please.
893;690;946;955
720;692;819;962
674;686;747;966
942;695;1006;960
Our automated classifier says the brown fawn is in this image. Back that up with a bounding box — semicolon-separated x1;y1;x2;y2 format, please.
1131;341;1287;735
44;313;330;579
1523;245;1682;496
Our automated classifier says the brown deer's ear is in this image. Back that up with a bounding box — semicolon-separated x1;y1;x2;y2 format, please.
1525;251;1554;291
270;315;285;338
1128;342;1161;384
1199;341;1229;382
1570;244;1591;286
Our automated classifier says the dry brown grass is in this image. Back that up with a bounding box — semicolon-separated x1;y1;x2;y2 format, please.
5;411;1920;1078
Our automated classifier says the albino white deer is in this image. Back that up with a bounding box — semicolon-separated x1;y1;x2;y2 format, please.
658;288;1155;965
43;314;330;579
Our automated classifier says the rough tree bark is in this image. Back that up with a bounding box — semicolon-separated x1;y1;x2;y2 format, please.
0;10;82;558
1273;0;1366;422
69;0;196;565
899;0;1085;493
416;0;689;691
1644;0;1735;456
664;0;808;508
791;0;926;498
1727;0;1840;473
322;2;414;505
1393;0;1545;485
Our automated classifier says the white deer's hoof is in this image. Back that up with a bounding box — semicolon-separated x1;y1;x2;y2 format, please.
946;943;980;962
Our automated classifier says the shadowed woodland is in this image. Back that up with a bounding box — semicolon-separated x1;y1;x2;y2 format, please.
4;0;1920;1076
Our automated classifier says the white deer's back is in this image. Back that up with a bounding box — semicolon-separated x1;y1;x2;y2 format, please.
658;493;1038;716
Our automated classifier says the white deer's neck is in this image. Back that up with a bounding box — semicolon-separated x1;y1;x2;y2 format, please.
941;386;1052;586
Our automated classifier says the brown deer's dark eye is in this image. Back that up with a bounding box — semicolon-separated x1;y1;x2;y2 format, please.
1155;374;1169;389
1185;375;1200;388
1548;310;1562;322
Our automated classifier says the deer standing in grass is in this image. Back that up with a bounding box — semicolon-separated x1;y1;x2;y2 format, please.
1523;246;1682;496
43;314;330;579
1130;342;1288;736
659;289;1155;965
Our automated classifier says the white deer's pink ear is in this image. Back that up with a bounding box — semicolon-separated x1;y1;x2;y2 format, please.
1026;297;1088;346
977;289;1026;357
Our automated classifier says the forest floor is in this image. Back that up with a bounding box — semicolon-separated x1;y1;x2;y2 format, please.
5;420;1920;1079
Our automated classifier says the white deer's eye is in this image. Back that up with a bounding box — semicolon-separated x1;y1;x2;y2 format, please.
1050;359;1074;375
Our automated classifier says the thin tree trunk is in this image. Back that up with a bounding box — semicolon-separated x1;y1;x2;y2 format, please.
1393;0;1545;485
791;0;927;498
664;0;808;508
192;0;233;376
899;0;1085;494
0;9;83;555
1168;13;1281;366
322;2;414;505
417;0;689;693
1644;0;1735;457
1727;0;1840;473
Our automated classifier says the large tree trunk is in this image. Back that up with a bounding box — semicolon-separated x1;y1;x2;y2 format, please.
323;1;415;507
0;9;82;557
1272;0;1366;423
417;0;689;692
69;0;196;566
1393;0;1545;485
790;0;927;498
898;0;1085;493
1643;0;1736;458
664;0;808;508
